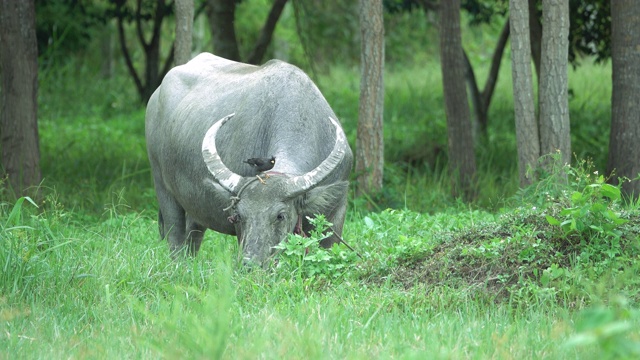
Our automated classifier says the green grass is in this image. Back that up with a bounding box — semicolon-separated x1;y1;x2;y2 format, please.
3;187;639;358
3;157;639;358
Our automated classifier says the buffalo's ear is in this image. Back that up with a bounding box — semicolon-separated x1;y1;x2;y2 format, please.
299;181;349;216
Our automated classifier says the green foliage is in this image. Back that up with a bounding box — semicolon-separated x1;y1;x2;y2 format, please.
514;156;636;281
567;296;640;359
273;215;359;282
506;159;640;303
39;53;140;119
359;209;450;268
347;157;640;309
2;180;639;358
568;0;611;64
292;0;437;69
523;158;640;284
383;0;611;65
38;109;153;212
36;0;110;63
291;0;360;67
545;166;627;242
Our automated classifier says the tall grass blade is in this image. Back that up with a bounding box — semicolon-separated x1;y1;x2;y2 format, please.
3;196;37;230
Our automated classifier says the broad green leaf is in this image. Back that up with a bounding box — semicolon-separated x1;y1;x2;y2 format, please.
546;215;561;226
589;225;604;233
540;271;550;286
571;191;583;203
560;207;578;216
614;218;628;225
561;219;576;232
601;184;621;201
590;202;606;213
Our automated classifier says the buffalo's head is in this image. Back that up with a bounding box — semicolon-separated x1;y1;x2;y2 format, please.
202;114;350;266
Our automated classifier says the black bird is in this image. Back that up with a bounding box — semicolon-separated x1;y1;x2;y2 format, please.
244;156;275;183
244;156;276;172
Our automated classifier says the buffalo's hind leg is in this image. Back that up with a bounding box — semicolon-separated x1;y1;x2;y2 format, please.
154;179;188;258
185;215;206;256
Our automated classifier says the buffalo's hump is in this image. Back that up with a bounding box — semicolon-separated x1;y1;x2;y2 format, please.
148;53;343;178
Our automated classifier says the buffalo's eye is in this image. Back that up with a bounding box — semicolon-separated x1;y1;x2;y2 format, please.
276;213;286;221
228;214;240;224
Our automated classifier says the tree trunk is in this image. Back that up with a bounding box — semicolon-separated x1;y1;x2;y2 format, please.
539;0;571;169
0;0;41;198
439;0;477;201
356;0;385;197
145;26;161;102
247;0;288;65
528;0;542;83
207;0;241;61
510;0;540;187
175;0;195;65
607;0;640;199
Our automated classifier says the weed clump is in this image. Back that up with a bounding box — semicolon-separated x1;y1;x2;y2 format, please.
272;214;360;285
356;158;640;307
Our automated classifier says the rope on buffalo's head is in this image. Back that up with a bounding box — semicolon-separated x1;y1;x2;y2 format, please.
222;177;261;212
223;196;240;212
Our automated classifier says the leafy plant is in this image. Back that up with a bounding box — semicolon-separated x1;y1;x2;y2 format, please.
273;214;359;281
545;170;627;241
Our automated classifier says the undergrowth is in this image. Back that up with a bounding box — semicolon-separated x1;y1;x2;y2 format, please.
355;157;640;307
2;159;639;358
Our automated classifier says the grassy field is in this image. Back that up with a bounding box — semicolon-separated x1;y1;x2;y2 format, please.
2;57;639;358
2;188;639;358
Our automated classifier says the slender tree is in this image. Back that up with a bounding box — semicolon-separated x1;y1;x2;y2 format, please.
439;0;477;200
246;0;288;65
0;0;41;198
206;0;288;65
607;0;640;198
175;0;194;65
114;0;175;104
356;0;385;197
510;0;540;186
539;0;570;169
463;20;510;136
206;0;241;61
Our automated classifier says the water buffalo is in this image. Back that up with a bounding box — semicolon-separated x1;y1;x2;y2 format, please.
145;53;353;265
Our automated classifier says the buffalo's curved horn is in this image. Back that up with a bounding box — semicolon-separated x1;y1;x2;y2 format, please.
286;117;349;197
202;113;243;194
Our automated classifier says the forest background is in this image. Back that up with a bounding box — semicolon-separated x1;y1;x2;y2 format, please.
1;0;640;358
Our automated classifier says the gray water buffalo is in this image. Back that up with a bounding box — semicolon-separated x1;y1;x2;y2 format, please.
145;53;353;265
